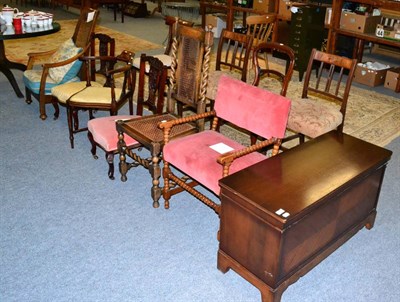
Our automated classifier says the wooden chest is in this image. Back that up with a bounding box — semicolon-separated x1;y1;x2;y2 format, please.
218;132;392;302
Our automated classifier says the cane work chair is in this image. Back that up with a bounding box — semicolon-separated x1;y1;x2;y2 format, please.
87;54;168;179
286;48;357;146
64;50;134;149
167;23;214;130
159;75;291;214
206;29;253;102
23;8;99;120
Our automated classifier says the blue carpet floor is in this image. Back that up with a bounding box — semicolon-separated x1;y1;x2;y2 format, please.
1;70;399;302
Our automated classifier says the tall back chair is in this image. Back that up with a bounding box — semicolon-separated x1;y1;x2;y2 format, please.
23;8;99;120
206;29;253;102
132;16;194;70
159;75;291;214
286;49;357;145
87;54;168;179
167;23;214;130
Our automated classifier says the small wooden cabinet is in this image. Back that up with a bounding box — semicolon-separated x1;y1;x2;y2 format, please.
218;131;392;302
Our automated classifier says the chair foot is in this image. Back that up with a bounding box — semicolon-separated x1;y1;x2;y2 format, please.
40;113;47;120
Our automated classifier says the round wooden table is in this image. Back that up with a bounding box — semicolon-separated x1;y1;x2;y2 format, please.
0;22;60;98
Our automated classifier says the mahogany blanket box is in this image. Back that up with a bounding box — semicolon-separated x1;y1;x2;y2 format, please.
218;131;392;302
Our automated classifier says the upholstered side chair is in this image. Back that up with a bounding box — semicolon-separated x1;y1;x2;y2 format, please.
285;48;358;146
159;75;291;214
23;8;99;120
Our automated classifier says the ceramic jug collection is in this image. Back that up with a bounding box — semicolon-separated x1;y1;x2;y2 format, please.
0;5;19;26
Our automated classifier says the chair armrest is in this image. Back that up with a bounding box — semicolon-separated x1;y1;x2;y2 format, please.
158;111;216;144
217;137;281;177
26;48;57;70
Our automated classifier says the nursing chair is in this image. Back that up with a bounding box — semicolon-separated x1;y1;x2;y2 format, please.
286;48;357;145
87;54;168;179
159;75;291;214
206;29;253;102
65;50;135;149
23;8;99;120
167;23;214;130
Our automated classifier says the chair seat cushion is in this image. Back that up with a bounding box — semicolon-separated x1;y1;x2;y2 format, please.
51;81;103;103
69;86;123;105
48;38;83;83
23;70;80;95
163;130;267;194
88;115;140;152
287;98;343;138
132;54;172;71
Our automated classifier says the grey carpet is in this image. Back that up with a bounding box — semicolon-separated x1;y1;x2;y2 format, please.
1;68;399;302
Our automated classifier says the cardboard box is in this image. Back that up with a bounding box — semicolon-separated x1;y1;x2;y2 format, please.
253;0;275;13
354;64;390;87
375;24;400;41
340;12;381;34
384;67;400;92
205;14;227;38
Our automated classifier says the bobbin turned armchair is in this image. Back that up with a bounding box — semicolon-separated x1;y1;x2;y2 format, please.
159;76;291;214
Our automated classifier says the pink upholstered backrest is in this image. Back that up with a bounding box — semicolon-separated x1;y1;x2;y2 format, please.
214;75;291;139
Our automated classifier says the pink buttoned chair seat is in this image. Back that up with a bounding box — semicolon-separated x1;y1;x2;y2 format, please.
163;130;266;194
287;97;343;139
88;115;140;151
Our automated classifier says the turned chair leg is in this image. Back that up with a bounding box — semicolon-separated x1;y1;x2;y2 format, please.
106;152;115;180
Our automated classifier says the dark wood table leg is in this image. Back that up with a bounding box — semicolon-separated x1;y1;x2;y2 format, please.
149;141;162;208
0;40;26;98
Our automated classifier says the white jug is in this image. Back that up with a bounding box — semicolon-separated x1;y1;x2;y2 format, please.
1;5;19;26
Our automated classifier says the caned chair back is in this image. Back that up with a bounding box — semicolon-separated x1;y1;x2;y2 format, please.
72;8;100;49
302;48;357;131
168;23;213;126
164;16;194;55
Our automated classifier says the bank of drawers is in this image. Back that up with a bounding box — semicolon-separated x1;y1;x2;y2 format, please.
289;5;326;81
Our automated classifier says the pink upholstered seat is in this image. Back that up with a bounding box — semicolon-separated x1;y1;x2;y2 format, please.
160;75;291;214
88;115;140;151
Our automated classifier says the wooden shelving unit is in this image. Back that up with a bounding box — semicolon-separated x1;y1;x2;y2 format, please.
327;0;400;61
